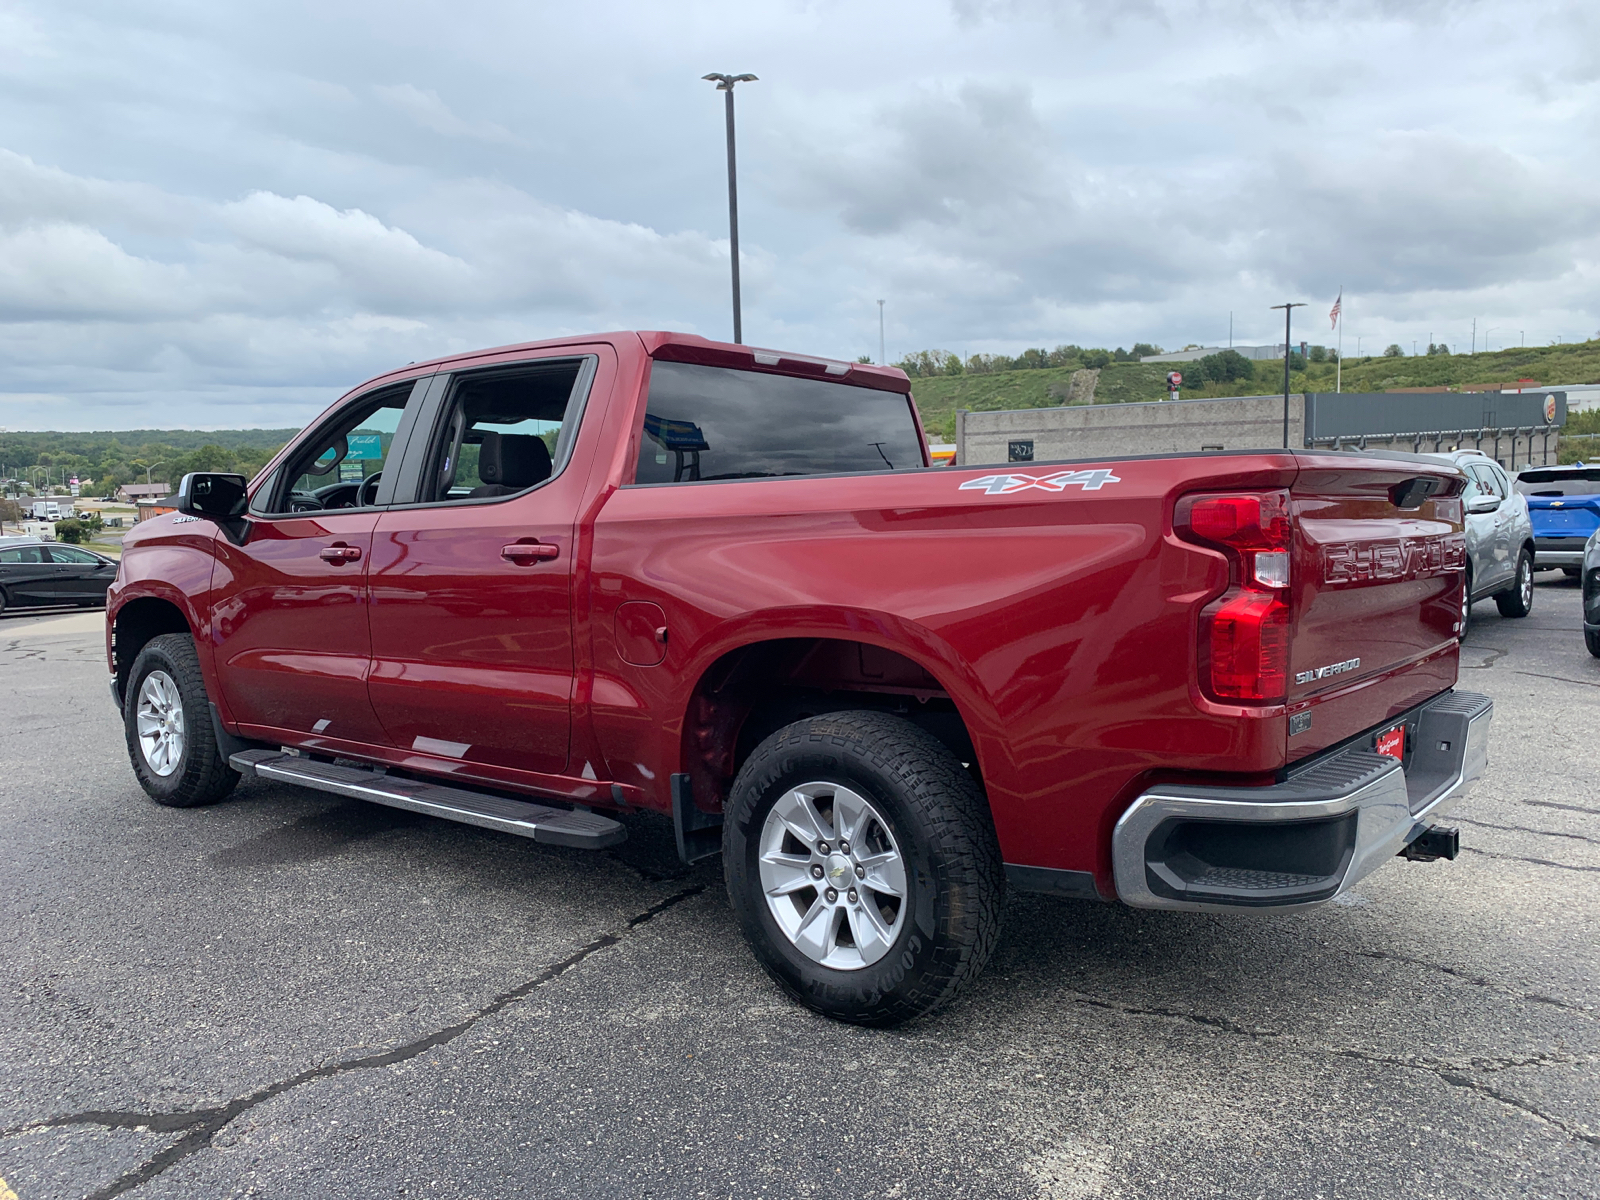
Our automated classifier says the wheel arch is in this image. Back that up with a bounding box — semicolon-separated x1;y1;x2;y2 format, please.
673;618;1002;826
111;594;196;701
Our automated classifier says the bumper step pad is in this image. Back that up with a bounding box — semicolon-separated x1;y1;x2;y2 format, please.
228;750;626;849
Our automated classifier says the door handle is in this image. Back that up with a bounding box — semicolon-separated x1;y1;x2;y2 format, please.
501;542;559;564
319;544;362;564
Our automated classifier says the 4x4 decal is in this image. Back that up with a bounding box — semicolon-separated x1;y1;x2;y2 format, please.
958;469;1121;495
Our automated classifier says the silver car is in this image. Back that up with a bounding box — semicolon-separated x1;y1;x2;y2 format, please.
1426;450;1535;635
1583;528;1599;658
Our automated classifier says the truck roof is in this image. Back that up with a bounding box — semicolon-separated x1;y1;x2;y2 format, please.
339;331;913;405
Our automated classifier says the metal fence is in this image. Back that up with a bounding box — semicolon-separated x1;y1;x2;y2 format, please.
1306;423;1562;469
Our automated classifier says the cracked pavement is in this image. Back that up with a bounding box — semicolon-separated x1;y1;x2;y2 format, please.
1;582;1596;1199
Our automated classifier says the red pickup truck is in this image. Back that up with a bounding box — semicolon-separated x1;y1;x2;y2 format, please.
108;331;1491;1024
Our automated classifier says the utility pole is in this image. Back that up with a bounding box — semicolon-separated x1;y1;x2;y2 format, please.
1471;317;1476;355
878;299;886;366
702;72;758;344
1270;302;1306;449
1229;311;1233;348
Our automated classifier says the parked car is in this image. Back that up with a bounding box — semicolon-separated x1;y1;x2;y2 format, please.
1584;529;1600;658
1426;450;1534;635
0;538;117;615
107;331;1490;1025
1513;463;1600;577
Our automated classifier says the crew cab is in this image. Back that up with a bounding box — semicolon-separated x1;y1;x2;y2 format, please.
107;332;1492;1024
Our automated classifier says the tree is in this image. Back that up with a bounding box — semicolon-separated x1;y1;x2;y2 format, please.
1194;349;1253;385
1308;345;1327;363
1382;344;1403;357
54;518;88;544
1427;343;1451;356
1129;343;1161;359
856;355;873;364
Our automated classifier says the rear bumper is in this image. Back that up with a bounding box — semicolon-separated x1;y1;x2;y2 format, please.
1113;690;1492;912
1533;538;1588;568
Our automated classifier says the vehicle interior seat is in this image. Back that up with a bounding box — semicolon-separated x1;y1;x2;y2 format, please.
468;431;552;498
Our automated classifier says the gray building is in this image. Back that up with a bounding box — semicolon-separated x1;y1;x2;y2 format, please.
956;390;1570;470
1141;345;1290;363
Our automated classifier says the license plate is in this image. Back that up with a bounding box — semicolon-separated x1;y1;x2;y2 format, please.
1375;725;1405;761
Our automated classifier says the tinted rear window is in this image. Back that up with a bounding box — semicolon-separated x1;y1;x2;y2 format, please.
632;361;923;484
1516;468;1600;496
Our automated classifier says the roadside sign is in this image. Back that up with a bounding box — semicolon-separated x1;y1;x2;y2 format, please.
346;434;383;460
1166;371;1183;386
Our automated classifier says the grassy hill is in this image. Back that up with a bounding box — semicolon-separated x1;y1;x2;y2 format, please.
911;341;1600;441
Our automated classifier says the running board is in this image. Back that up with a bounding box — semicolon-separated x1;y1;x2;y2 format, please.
229;750;626;849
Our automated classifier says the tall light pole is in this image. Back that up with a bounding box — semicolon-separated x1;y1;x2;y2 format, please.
1270;302;1306;449
878;300;886;366
146;462;165;485
703;72;758;344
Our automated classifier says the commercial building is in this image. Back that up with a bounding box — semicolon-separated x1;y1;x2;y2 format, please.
955;390;1570;470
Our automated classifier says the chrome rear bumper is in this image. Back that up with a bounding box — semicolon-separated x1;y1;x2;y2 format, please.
1113;690;1492;912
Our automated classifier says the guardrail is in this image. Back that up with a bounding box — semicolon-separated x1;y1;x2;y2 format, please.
1307;423;1562;469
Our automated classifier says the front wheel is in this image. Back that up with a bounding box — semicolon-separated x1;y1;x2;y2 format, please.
723;710;1004;1026
124;632;239;807
1495;550;1534;618
1588;627;1600;658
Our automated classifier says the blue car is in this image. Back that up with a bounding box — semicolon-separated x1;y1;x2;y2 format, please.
1514;464;1600;576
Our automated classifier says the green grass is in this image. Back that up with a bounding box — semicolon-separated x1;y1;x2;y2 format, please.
910;341;1600;441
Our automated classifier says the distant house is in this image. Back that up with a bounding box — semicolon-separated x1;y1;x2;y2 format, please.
134;496;177;523
117;483;172;504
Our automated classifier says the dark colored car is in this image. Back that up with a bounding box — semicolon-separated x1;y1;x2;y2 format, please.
0;539;117;615
1514;464;1600;575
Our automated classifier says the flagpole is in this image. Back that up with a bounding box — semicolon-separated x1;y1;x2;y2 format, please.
1335;288;1344;394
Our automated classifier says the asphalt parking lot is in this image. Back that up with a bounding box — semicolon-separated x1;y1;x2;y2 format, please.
1;580;1596;1200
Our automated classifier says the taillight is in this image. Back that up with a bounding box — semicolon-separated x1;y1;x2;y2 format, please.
1177;490;1292;704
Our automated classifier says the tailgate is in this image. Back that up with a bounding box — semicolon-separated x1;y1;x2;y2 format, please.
1287;452;1465;761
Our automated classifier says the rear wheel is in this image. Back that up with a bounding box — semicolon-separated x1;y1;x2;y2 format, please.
1460;568;1473;639
1495;550;1534;618
1588;627;1600;658
723;710;1003;1026
124;632;239;807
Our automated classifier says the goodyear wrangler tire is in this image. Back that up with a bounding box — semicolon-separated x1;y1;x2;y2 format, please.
124;633;239;808
723;710;1003;1026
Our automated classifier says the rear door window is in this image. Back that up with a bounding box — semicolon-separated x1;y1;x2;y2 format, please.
416;357;594;505
632;361;923;484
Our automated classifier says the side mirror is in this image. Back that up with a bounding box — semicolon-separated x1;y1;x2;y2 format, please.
176;473;249;539
1465;495;1501;515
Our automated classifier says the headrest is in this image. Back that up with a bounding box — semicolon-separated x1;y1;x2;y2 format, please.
477;432;552;489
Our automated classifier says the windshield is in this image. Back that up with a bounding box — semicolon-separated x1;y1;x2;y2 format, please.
632;361;923;484
1515;468;1600;496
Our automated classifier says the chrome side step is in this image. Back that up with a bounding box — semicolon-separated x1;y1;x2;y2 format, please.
229;750;626;849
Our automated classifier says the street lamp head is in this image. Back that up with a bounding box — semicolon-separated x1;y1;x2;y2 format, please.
703;72;758;90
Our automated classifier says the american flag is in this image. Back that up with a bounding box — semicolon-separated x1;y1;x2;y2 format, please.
1329;292;1342;329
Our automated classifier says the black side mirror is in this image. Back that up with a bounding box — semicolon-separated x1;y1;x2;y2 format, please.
177;472;248;520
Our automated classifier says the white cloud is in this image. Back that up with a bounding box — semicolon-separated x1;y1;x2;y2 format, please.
0;0;1594;427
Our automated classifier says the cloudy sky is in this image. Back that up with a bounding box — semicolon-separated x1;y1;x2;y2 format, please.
1;0;1596;430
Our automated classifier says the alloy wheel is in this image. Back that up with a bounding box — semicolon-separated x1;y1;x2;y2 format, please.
758;783;908;971
135;670;185;777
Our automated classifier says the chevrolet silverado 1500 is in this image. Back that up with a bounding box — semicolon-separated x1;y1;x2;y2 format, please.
108;331;1491;1024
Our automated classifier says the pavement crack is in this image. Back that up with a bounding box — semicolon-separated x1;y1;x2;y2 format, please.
1067;993;1280;1039
1523;799;1600;817
2;884;704;1199
1513;670;1600;688
1463;846;1600;873
1333;1048;1600;1146
1454;816;1600;844
1354;950;1595;1018
1461;645;1509;670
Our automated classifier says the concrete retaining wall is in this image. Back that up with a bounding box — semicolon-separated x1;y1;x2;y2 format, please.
957;394;1304;465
